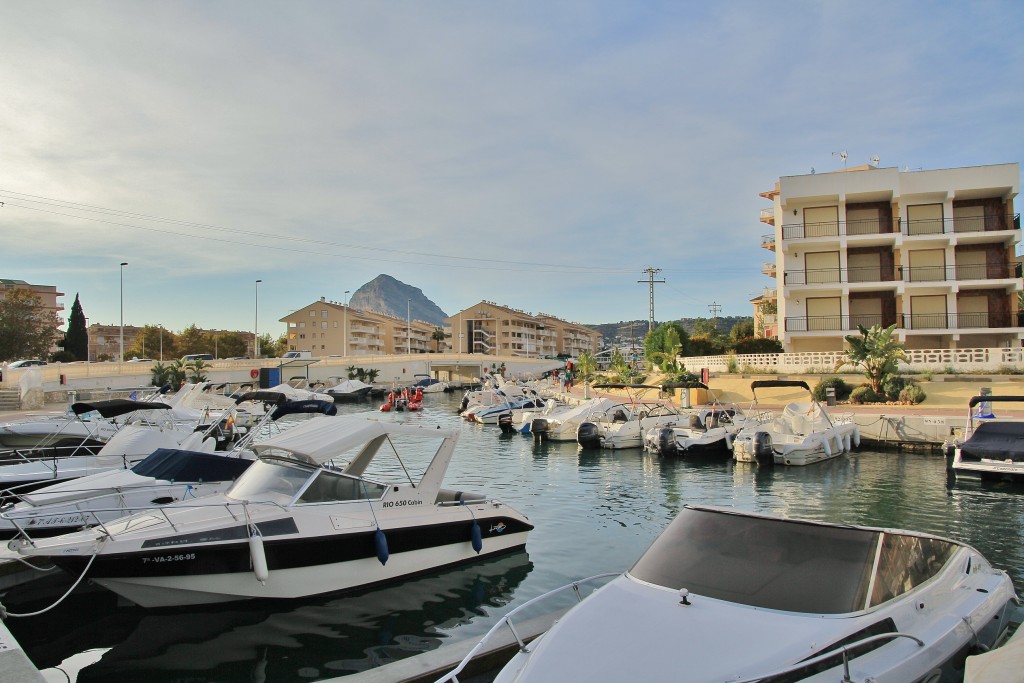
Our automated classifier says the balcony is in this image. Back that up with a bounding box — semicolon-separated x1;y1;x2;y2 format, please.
761;261;777;277
785;311;1024;333
904;213;1019;236
761;233;776;250
781;217;895;240
784;267;896;285
760;208;775;226
900;262;1022;283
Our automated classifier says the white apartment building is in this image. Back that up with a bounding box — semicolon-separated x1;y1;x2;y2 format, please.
759;162;1021;352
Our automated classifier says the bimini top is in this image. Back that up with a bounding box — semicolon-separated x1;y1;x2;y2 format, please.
658;380;710;391
252;415;458;466
628;505;961;615
71;399;173;418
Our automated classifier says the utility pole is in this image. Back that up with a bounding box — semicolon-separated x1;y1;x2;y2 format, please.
708;301;722;334
638;267;664;334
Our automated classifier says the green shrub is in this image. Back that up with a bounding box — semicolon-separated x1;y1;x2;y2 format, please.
849;385;881;404
880;375;912;401
899;384;927;404
812;377;852;402
726;354;738;373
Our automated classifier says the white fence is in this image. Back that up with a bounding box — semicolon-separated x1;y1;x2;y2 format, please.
680;347;1024;374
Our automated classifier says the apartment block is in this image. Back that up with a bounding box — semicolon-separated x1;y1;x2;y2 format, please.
443;301;602;357
759;163;1021;352
87;323;142;361
280;297;440;356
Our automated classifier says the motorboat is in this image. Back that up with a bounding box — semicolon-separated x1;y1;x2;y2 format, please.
644;403;762;457
500;398;571;435
0;394;337;541
0;399;234;497
732;380;860;466
0;385;173;450
459;375;531;415
471;505;1018;683
322;378;374;402
472;394;546;425
948;395;1024;484
528;398;622;442
576;385;689;450
18;415;533;607
268;382;335;403
412;374;450;393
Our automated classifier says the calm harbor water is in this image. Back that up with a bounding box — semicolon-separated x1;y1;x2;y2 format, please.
5;392;1024;682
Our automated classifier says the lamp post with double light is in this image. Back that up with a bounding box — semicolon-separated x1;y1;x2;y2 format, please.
254;279;262;359
119;262;128;365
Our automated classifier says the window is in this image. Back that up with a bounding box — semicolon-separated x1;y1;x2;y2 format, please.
321;310;328;318
803;206;839;238
309;311;316;317
297;470;387;504
804;251;840;284
907;204;944;235
321;322;328;329
299;322;306;329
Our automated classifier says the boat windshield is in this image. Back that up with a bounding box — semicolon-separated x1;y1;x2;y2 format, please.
630;508;961;613
630;508;880;614
227;458;315;501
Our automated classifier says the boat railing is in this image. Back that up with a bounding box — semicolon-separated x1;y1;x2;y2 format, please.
728;631;924;683
434;572;619;683
7;497;290;547
0;442;105;468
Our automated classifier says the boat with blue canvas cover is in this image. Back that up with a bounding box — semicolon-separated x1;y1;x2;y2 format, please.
949;395;1024;484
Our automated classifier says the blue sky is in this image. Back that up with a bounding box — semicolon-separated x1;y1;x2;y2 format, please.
2;1;1022;337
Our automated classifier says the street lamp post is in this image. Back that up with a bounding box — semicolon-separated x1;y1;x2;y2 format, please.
119;262;127;365
254;279;262;359
343;290;350;358
407;299;411;355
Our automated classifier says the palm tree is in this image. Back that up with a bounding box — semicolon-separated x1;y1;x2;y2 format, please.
835;324;906;393
576;352;598;398
432;328;446;352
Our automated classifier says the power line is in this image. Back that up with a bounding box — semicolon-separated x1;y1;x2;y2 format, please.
0;190;636;275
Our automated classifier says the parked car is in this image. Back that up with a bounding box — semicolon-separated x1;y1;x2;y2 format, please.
8;360;47;368
181;354;214;362
126;358;156;363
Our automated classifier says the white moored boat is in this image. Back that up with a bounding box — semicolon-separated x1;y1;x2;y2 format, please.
576;384;690;450
17;415;533;608
732;380;860;466
445;505;1019;683
948;394;1024;484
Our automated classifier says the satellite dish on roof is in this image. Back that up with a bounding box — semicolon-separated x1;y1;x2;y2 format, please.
870;155;880;166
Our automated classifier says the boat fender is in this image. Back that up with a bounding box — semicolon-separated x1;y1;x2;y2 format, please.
577;422;601;450
754;431;773;466
656;427;678;457
822;436;832;457
470;520;483;553
844;433;852;453
724;433;733;450
852;426;861;448
249;527;269;584
375;528;389;566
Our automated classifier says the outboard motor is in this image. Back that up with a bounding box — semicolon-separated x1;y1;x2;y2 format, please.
656;427;678;457
458;394;469;414
754;431;774;466
531;418;550;442
498;413;514;434
577;422;601;450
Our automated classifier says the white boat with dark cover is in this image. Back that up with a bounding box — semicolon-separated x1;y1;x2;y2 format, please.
949;395;1024;484
473;505;1018;683
18;415;533;607
322;378;374;402
0;398;234;497
0;394;336;540
732;380;860;466
644;403;760;457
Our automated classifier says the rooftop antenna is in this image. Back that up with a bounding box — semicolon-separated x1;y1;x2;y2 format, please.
869;155;880;167
832;150;848;168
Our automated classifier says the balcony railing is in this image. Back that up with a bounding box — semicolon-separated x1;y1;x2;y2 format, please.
904;213;1020;236
784;267;896;285
760;208;775;225
901;262;1022;283
762;261;777;276
781;217;893;240
761;233;776;249
784;311;1024;332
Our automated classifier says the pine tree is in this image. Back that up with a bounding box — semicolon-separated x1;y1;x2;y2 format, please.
64;293;89;360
